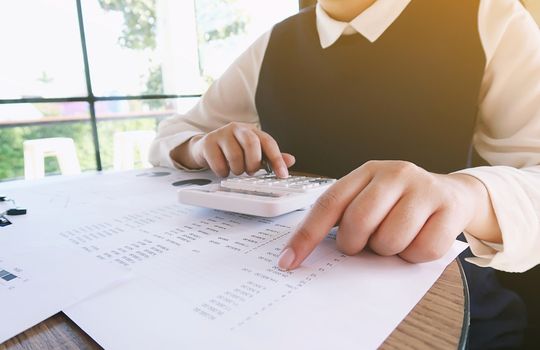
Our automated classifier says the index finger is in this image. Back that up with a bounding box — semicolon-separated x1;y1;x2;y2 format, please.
277;166;374;270
252;129;289;178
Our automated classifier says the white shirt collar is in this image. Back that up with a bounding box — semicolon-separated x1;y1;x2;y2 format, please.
316;0;412;49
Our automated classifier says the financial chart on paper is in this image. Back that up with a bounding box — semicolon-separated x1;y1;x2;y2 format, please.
58;202;347;330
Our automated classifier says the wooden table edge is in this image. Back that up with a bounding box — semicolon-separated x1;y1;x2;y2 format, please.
457;258;471;350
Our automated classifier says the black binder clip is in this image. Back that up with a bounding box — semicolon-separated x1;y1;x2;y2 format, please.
0;196;27;217
6;208;27;216
0;216;11;227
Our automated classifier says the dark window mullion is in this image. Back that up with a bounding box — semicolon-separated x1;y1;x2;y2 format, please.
94;94;201;101
0;96;91;104
75;0;102;171
0;94;201;105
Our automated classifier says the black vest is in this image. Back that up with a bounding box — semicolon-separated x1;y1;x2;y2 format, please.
255;1;485;178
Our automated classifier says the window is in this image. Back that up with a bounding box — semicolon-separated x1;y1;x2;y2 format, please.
0;1;87;99
0;0;298;181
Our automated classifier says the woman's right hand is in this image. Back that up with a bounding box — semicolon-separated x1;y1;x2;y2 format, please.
171;122;295;178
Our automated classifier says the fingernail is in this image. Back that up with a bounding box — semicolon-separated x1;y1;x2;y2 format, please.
277;247;295;271
277;165;288;178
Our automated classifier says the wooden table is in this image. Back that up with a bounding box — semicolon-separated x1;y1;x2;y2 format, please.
1;260;468;350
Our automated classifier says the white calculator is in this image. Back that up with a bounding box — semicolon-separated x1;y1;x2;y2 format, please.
177;173;336;217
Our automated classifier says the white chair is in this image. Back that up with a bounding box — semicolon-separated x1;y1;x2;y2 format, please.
23;137;81;180
113;130;156;171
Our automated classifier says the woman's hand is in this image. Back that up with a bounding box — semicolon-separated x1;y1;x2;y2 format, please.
170;122;295;178
277;160;501;270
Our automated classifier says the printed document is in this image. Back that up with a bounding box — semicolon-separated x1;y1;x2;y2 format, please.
1;169;467;348
0;245;125;343
50;169;466;349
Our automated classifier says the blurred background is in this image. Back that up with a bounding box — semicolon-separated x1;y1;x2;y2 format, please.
0;1;538;182
0;0;298;181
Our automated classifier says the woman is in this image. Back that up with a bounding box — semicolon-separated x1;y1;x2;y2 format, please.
151;0;540;347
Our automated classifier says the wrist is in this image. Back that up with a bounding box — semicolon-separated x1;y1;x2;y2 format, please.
170;134;205;170
448;173;502;243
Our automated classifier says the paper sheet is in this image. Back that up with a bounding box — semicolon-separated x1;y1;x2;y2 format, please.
0;247;127;343
0;168;213;342
48;170;465;350
65;214;466;349
1;169;467;348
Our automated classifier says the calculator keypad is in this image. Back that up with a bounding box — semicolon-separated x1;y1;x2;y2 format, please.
221;175;336;194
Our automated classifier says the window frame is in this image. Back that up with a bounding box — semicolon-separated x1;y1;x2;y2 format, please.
0;0;303;174
0;0;201;172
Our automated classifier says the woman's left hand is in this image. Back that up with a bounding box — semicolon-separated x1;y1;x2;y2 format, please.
277;160;499;270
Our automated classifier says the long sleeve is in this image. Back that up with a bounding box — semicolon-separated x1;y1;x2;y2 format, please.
457;0;540;272
148;31;270;168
